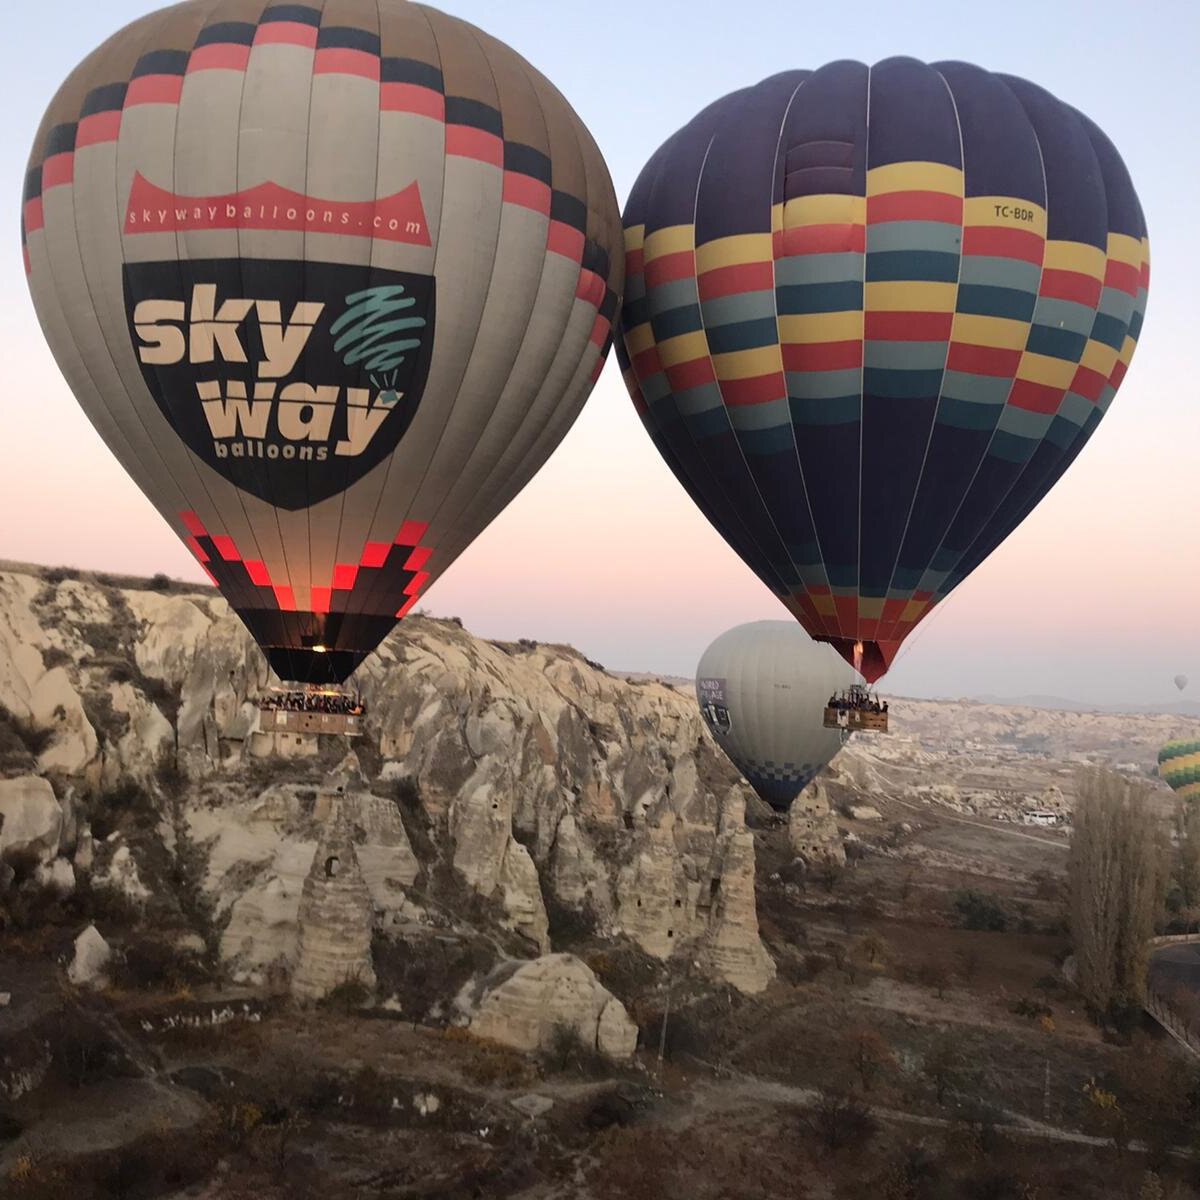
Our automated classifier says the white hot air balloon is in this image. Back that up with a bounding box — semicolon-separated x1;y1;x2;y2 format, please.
696;621;856;811
1176;675;1189;693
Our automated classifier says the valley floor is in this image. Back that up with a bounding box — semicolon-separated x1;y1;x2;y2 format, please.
5;797;1198;1200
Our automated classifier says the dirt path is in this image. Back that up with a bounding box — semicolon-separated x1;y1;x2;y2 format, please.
892;796;1068;850
680;1066;1173;1154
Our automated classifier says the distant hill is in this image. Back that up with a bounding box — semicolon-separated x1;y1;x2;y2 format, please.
972;693;1200;718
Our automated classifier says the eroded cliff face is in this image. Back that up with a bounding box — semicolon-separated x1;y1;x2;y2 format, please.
0;566;776;994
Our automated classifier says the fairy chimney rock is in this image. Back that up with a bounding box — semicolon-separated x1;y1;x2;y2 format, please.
291;803;377;1004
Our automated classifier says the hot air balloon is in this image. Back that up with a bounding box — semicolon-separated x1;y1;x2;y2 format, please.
696;621;854;810
23;1;621;686
1175;675;1189;693
1159;741;1200;803
618;59;1148;683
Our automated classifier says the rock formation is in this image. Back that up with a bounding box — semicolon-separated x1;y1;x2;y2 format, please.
291;802;377;1004
468;953;638;1060
0;565;776;998
787;778;845;867
0;776;62;867
68;925;111;989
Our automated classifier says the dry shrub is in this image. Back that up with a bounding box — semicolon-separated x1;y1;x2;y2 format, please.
371;931;493;1023
438;1028;536;1088
808;1088;878;1156
540;1022;609;1078
589;1120;806;1200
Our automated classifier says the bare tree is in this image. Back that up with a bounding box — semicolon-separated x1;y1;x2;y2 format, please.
1068;770;1169;1021
842;1025;895;1092
1173;800;1200;927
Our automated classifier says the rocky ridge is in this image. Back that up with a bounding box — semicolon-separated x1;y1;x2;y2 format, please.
0;565;779;1001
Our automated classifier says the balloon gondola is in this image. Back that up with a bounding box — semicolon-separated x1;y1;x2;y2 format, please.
823;683;889;735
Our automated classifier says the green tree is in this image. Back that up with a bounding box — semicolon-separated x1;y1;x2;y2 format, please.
1068;770;1169;1021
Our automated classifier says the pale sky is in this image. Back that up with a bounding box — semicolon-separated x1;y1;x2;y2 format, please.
3;0;1197;704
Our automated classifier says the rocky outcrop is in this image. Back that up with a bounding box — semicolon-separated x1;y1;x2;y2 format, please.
498;838;550;953
788;779;845;866
68;925;111;989
291;809;377;1004
0;566;770;996
697;823;776;995
468;954;638;1060
0;775;62;866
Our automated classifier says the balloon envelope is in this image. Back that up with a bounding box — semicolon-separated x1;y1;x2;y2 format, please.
1175;675;1189;692
24;0;621;684
696;621;854;810
618;59;1148;682
1159;741;1200;803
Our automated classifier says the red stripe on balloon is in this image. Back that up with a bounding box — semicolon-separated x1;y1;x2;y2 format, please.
1103;259;1140;297
865;311;954;341
575;269;606;307
332;563;359;590
125;74;184;107
867;191;962;225
380;82;444;120
445;125;502;167
253;21;319;49
1008;378;1063;414
946;342;1022;377
774;223;865;257
1069;364;1108;403
961;225;1043;263
781;340;863;372
314;47;380;81
548;221;585;262
41;153;74;190
719;372;787;406
698;261;774;301
644;250;693;288
360;542;391;568
244;560;271;587
76;111;122;147
404;545;432;572
211;535;240;561
666;357;717;390
395;520;428;546
1039;268;1101;308
503;172;551;215
404;571;430;597
188;44;251;73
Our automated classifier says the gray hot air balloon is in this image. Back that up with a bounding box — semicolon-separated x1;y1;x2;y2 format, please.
23;0;621;686
1176;675;1189;692
696;621;856;811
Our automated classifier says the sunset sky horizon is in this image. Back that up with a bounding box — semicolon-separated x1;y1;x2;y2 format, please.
3;0;1196;705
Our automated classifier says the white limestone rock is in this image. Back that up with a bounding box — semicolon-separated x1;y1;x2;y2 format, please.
788;779;846;867
469;953;637;1061
0;775;63;866
291;816;377;1003
34;857;75;897
498;838;550;953
68;924;111;989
